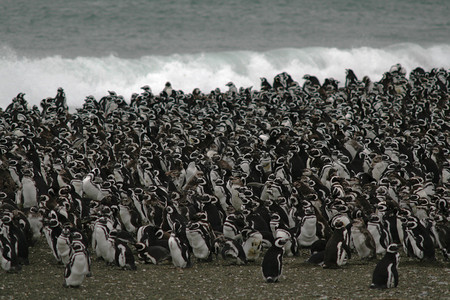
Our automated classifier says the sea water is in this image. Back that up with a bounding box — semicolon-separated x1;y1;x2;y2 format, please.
1;0;449;109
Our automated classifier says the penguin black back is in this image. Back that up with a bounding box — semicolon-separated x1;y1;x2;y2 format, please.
261;237;287;283
371;244;400;289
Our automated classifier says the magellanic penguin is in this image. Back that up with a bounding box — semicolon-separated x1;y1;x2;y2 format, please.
403;217;435;261
351;218;376;260
135;242;170;265
322;220;351;268
214;236;247;265
261;237;288;283
168;231;191;269
63;242;90;288
0;232;21;273
56;226;72;266
370;243;400;289
241;227;263;262
186;221;213;261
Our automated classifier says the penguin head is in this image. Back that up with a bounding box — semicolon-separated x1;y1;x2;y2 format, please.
1;213;12;224
134;242;146;252
333;219;345;229
386;244;399;253
274;237;288;248
406;219;418;229
72;243;83;252
72;231;84;241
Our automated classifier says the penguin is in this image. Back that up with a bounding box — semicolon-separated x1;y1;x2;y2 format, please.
20;168;38;209
370;243;400;289
322;220;351;268
225;82;238;96
1;213;29;266
260;77;272;91
201;195;224;233
403;218;435;261
306;239;327;265
26;206;43;246
215;236;247;265
82;168;107;201
0;233;21;273
367;214;389;255
168;230;191;269
223;213;245;240
111;231;137;270
261;237;287;283
135;242;170;265
118;203;141;234
56;226;72;266
350;218;376;259
297;206;320;247
434;216;450;260
275;225;298;257
92;217;114;263
241;228;263;262
136;224;169;250
272;76;285;93
63;243;90;288
43;216;62;263
186;221;213;261
345;69;359;88
161;82;174;98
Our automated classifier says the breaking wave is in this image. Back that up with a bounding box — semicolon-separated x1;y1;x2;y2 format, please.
1;43;449;109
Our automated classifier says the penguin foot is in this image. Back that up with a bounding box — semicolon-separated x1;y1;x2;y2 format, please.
322;264;339;269
265;277;279;283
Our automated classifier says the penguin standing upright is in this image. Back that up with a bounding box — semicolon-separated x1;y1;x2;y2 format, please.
56;226;72;266
168;221;191;269
297;206;320;247
367;214;389;255
63;242;90;288
0;233;21;273
261;237;287;283
351;218;376;259
186;217;214;261
403;218;435;261
111;231;137;270
43;215;63;263
20;169;38;209
260;77;272;91
168;232;191;269
370;243;400;289
323;220;351;268
1;213;29;266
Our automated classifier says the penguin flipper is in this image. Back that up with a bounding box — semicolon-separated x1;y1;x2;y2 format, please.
343;243;352;259
64;264;71;278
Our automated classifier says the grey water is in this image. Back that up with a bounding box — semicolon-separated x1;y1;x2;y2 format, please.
2;0;449;58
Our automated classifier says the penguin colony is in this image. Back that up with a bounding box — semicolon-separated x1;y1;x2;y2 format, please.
0;66;449;290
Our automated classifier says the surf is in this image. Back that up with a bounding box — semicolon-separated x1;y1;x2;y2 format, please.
1;43;449;110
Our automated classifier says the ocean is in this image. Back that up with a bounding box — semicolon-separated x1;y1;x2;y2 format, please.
1;0;449;110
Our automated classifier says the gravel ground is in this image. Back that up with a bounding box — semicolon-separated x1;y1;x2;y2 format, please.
0;238;449;300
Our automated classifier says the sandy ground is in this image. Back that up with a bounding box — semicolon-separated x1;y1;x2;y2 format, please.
0;238;449;300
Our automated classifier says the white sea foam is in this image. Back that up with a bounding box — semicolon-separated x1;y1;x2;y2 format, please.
1;43;449;110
